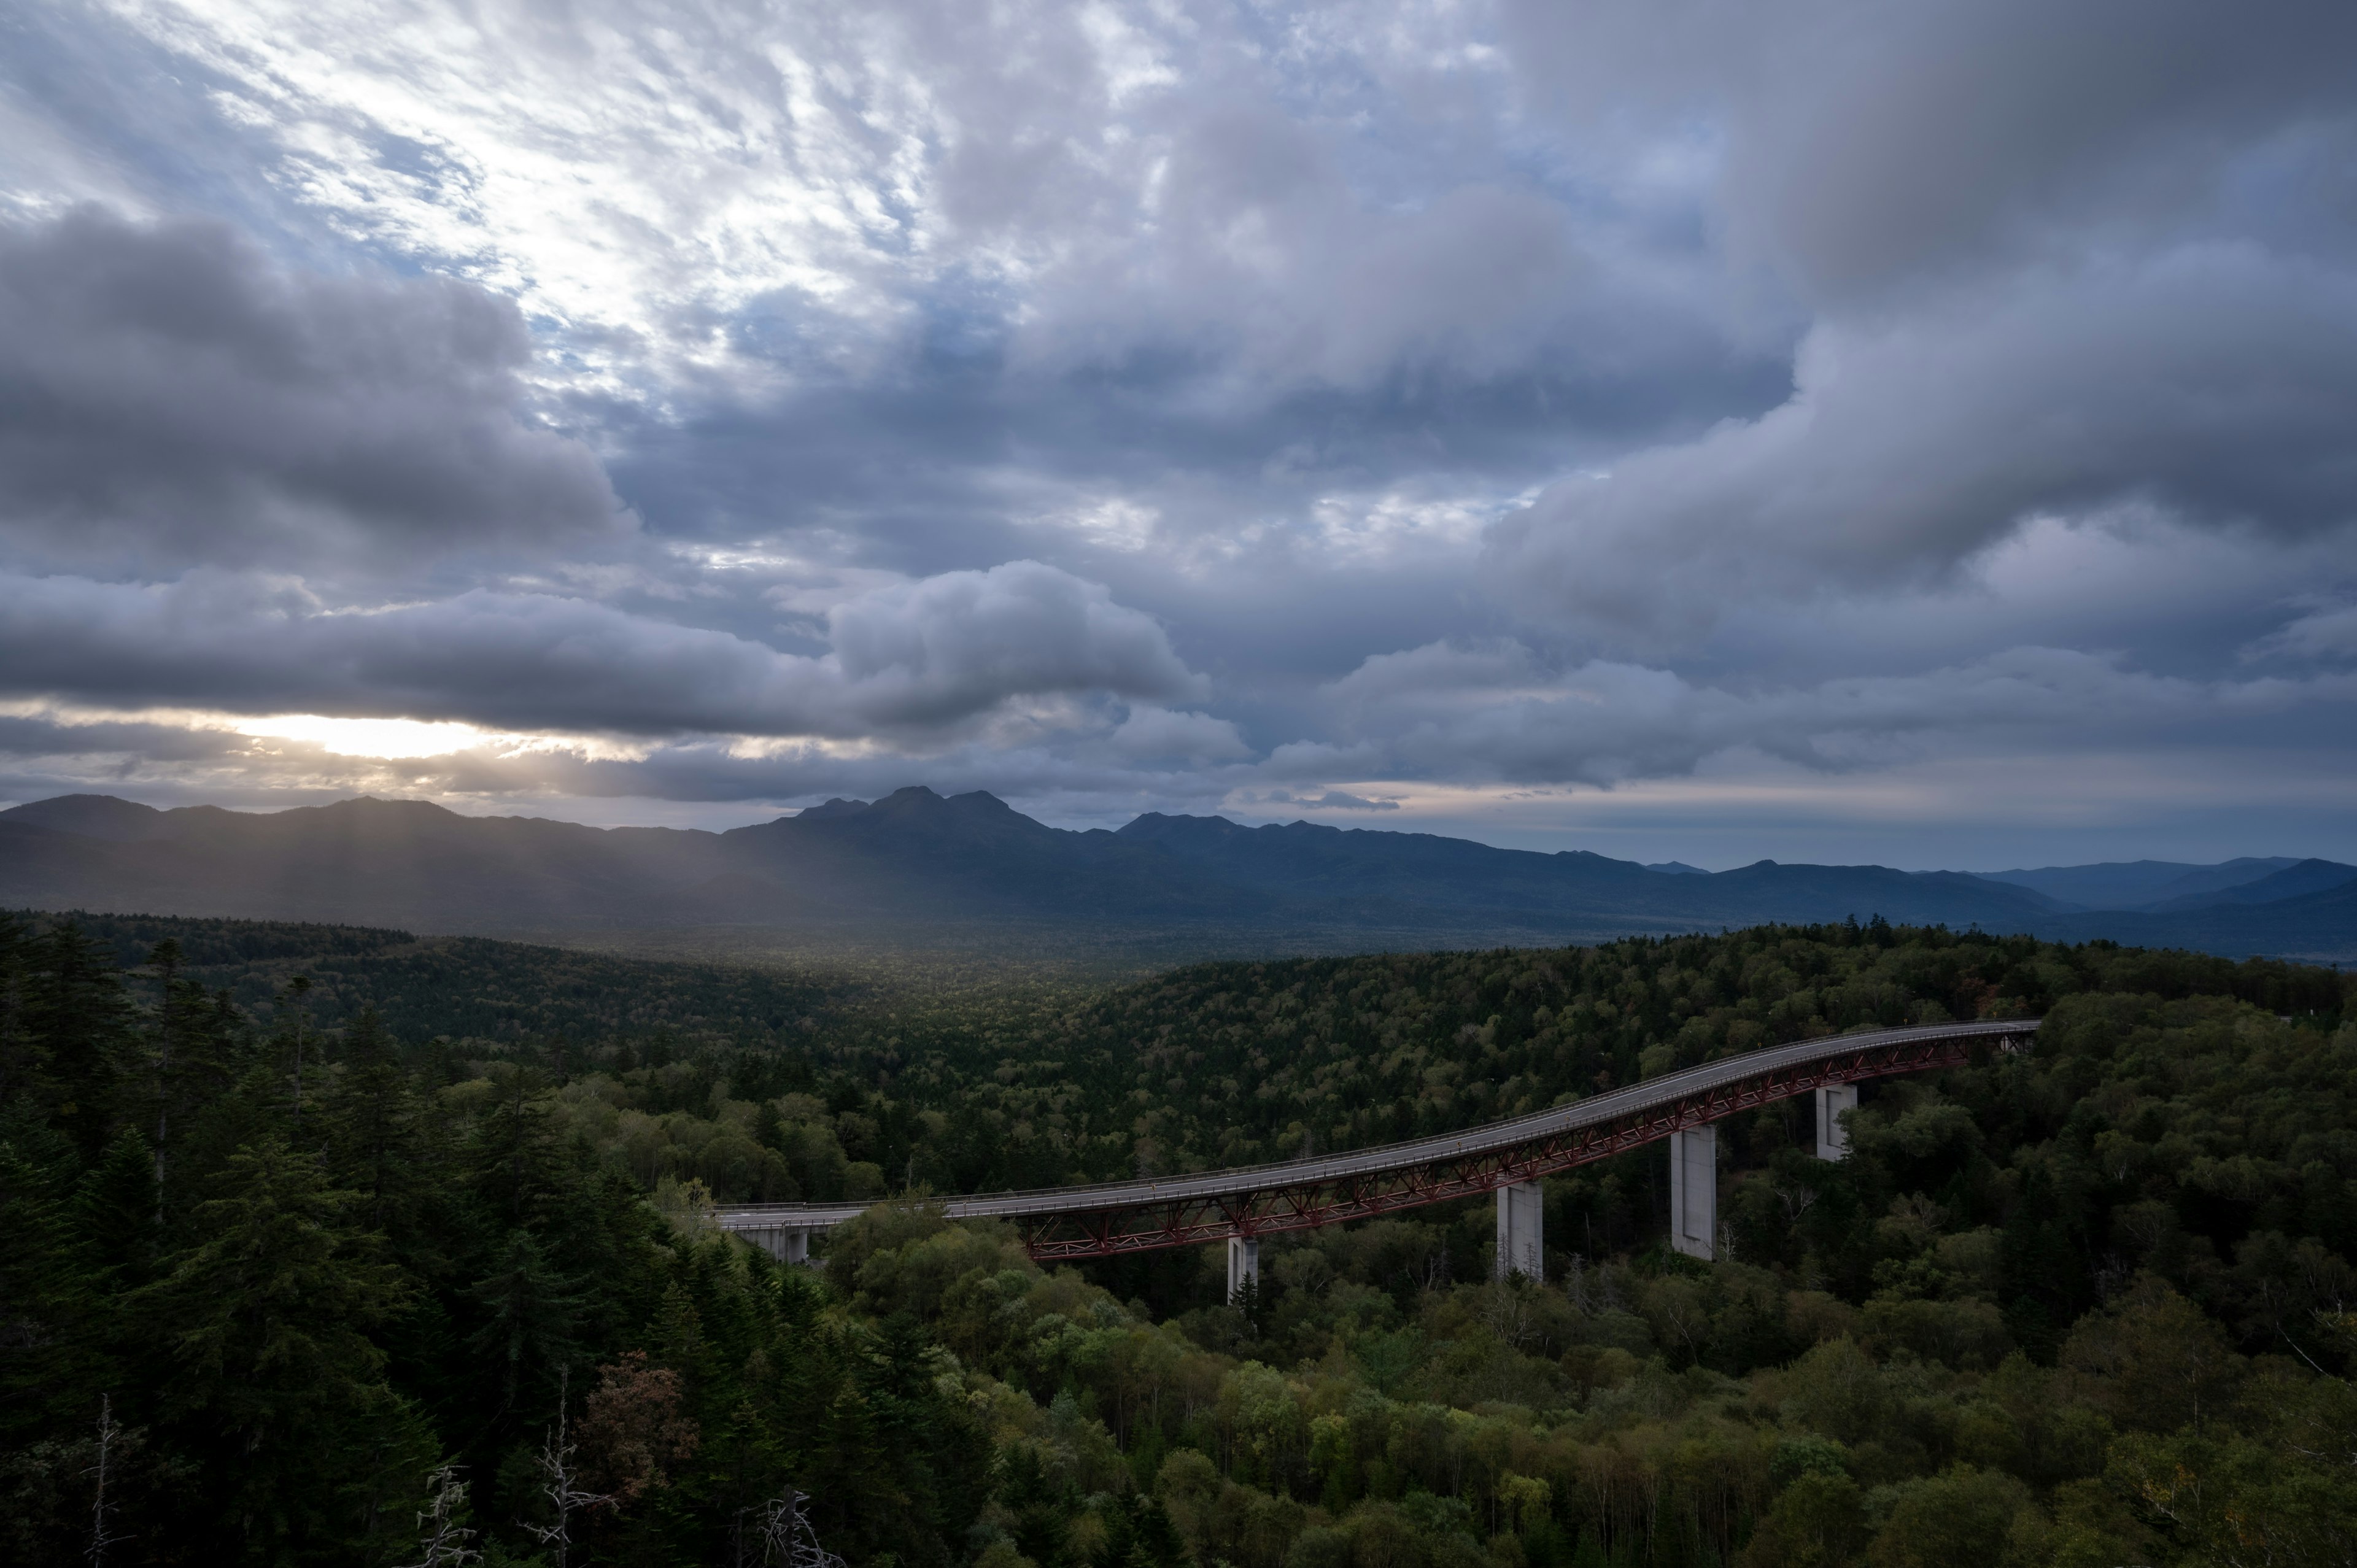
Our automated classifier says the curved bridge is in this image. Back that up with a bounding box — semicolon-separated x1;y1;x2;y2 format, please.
714;1016;2037;1265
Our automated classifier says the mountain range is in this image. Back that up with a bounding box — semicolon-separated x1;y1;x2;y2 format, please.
2;788;2351;962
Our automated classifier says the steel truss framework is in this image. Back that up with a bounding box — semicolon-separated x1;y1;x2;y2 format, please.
1016;1027;2022;1260
711;1019;2037;1262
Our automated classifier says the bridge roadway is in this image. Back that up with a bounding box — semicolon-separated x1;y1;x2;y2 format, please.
712;1016;2037;1265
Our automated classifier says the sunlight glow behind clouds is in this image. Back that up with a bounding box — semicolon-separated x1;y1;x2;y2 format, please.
99;0;939;384
0;0;2351;865
233;714;514;759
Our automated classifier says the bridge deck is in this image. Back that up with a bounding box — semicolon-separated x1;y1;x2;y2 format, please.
712;1016;2036;1253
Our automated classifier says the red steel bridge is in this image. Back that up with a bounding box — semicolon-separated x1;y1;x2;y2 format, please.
713;1016;2037;1268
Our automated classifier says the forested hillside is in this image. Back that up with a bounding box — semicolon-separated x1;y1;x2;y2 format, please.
2;913;2353;1566
9;908;857;1056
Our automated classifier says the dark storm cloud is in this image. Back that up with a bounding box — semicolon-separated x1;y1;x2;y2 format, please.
0;207;628;576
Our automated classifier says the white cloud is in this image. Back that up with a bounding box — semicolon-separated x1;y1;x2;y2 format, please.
1107;705;1252;763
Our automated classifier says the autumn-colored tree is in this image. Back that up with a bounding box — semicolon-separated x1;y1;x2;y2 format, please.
579;1350;700;1502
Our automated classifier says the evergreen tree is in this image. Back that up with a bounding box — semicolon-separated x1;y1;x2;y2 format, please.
0;912;45;1110
465;1064;562;1229
325;1006;428;1238
139;941;247;1215
131;1137;431;1559
75;1126;162;1322
464;1230;589;1429
0;1137;102;1439
25;923;134;1157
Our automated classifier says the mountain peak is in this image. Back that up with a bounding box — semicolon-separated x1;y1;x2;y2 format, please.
307;796;465;820
1;794;168;841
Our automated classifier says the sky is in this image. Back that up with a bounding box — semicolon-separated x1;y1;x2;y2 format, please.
1;0;2354;870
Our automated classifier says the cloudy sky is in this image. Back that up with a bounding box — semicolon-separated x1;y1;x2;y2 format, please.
2;0;2354;868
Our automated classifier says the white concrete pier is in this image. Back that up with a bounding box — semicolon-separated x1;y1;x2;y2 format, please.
1226;1234;1260;1302
1815;1084;1858;1161
741;1224;811;1265
1669;1126;1716;1261
1495;1180;1544;1280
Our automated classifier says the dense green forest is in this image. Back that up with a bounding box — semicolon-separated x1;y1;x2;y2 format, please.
2;909;2354;1566
10;908;859;1055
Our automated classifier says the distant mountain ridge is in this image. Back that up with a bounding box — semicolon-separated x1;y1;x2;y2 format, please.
2;789;2350;961
1972;855;2328;911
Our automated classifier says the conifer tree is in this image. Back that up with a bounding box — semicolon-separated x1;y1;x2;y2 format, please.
0;912;44;1109
26;922;133;1158
465;1230;588;1426
131;1136;430;1556
326;1005;426;1237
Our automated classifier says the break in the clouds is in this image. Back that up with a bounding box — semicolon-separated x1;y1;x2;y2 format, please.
1;0;2355;867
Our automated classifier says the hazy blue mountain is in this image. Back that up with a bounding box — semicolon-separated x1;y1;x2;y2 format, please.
1976;855;2299;909
2032;876;2357;964
1647;861;1711;875
2138;858;2357;913
2;790;2348;960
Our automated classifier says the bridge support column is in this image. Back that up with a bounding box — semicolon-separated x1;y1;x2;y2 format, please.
1226;1235;1260;1303
1495;1181;1543;1280
1815;1085;1857;1161
1669;1127;1716;1261
743;1225;811;1265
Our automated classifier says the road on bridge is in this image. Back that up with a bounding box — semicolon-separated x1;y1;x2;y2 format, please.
713;1016;2037;1265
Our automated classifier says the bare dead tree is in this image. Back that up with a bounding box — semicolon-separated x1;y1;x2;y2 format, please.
1770;1175;1819;1227
521;1368;610;1568
85;1394;127;1568
751;1490;846;1568
402;1463;482;1568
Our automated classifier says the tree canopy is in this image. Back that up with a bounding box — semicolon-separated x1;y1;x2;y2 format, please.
1;910;2351;1566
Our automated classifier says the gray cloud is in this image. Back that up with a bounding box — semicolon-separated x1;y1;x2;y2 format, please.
1314;638;2357;786
0;562;1204;739
1;2;2354;862
0;207;628;576
1501;0;2357;299
1485;248;2357;647
2248;601;2357;664
1477;1;2357;657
